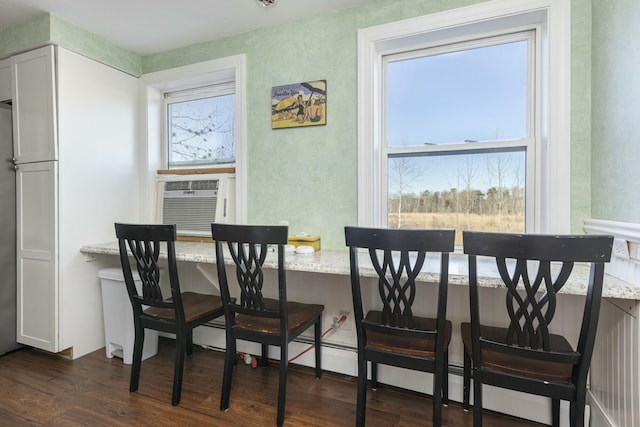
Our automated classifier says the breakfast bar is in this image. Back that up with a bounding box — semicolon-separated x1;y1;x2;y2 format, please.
80;240;640;299
80;239;640;425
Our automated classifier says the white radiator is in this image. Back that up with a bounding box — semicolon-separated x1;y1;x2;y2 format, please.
590;296;639;427
584;219;640;427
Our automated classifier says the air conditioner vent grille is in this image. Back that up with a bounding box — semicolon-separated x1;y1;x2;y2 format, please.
191;180;219;190
162;197;217;233
165;180;190;191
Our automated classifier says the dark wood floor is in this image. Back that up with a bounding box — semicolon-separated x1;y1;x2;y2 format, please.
0;337;543;426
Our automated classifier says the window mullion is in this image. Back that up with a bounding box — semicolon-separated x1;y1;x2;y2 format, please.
387;138;533;157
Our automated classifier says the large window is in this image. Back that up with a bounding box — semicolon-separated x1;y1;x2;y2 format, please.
165;83;236;168
357;0;572;237
384;35;531;233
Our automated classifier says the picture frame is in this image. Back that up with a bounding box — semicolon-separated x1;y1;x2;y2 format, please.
271;80;326;129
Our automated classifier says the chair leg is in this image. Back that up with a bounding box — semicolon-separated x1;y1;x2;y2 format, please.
371;362;378;390
433;353;444;427
314;316;322;378
220;336;235;411
356;356;367;427
463;349;471;410
572;392;586;427
129;321;144;393
186;329;194;356
472;368;482;427
552;398;560;427
261;343;269;368
277;345;288;427
443;350;449;405
172;331;186;406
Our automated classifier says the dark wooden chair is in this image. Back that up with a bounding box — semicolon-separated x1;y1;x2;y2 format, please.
461;231;613;427
115;223;226;406
345;226;456;427
211;223;324;427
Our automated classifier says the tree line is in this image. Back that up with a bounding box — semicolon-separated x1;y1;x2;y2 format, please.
388;185;525;217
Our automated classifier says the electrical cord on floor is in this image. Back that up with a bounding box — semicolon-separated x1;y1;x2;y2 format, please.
288;314;348;363
238;314;348;367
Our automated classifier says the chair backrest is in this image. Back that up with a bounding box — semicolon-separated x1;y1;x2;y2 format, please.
115;223;184;319
211;223;289;324
463;231;613;371
345;226;456;344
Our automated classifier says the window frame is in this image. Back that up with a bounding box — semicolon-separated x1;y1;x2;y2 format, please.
382;31;536;232
163;80;237;169
141;54;247;224
357;0;571;234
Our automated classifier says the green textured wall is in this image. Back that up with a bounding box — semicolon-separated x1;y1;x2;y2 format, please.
0;14;51;57
0;14;141;76
49;15;141;76
143;0;519;250
144;0;593;247
570;0;593;232
0;0;601;247
591;0;640;221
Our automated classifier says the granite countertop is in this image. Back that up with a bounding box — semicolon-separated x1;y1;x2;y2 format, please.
80;241;640;300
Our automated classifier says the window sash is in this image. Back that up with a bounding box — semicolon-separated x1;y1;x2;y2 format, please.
163;81;236;169
377;28;538;232
164;80;235;103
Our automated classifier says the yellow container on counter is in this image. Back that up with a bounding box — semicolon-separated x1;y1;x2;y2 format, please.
287;235;321;251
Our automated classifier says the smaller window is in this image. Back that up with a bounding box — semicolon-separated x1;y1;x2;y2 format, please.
165;82;236;168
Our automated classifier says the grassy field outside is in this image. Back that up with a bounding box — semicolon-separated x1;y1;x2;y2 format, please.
388;212;524;244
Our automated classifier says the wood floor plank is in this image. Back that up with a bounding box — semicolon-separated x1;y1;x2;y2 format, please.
0;338;544;426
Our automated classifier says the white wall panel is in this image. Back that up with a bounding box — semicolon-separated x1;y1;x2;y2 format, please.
591;299;639;427
56;47;139;357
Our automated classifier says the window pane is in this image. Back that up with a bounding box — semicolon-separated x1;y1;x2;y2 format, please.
168;94;235;167
386;40;528;147
387;151;525;237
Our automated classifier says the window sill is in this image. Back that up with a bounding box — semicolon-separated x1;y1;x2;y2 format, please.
157;167;235;175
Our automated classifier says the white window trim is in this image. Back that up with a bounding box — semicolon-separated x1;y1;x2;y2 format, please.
357;0;571;233
140;54;247;224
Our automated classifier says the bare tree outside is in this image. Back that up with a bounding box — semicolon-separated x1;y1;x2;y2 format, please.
388;156;427;228
457;156;478;230
168;94;236;167
485;154;509;229
387;153;525;242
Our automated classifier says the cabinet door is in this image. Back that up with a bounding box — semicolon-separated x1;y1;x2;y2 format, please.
16;161;58;352
0;58;10;102
12;46;57;163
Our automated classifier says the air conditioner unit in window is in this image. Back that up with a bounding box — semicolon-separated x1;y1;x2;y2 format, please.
156;173;235;237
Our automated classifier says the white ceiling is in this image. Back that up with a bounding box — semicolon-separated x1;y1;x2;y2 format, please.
0;0;369;55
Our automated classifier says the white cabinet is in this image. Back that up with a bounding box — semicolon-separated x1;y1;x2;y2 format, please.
12;45;139;357
16;161;58;351
0;58;10;102
12;46;59;352
11;46;57;163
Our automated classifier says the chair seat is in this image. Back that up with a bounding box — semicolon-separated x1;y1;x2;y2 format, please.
235;298;324;334
365;311;452;358
144;292;224;322
461;322;574;382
